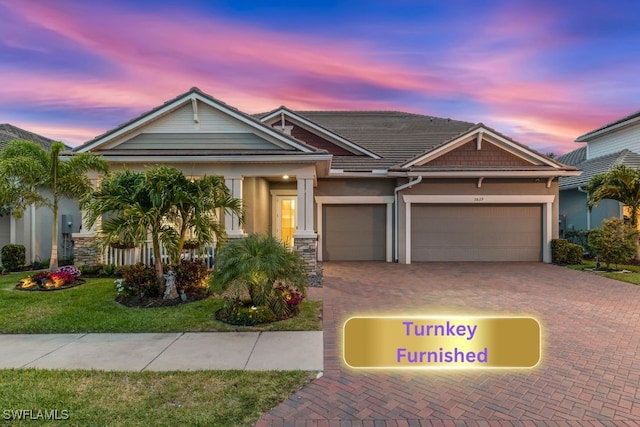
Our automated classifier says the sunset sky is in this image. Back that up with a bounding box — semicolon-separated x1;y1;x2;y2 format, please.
1;0;638;155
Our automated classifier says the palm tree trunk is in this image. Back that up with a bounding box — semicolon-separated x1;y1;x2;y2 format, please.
151;232;165;293
50;199;59;271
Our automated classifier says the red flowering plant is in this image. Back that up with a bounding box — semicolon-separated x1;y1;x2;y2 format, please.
51;271;76;284
17;266;82;291
56;265;81;279
274;282;305;310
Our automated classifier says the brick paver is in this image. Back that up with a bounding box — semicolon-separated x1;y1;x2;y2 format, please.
257;262;640;426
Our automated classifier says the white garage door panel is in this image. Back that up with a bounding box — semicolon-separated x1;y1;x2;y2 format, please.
412;204;542;262
323;205;386;261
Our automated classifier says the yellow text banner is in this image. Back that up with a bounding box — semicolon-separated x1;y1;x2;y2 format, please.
343;316;540;369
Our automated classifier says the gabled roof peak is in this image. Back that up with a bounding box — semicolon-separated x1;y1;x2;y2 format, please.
74;87;322;154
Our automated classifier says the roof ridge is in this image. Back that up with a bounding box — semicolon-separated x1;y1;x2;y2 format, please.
294;110;470;121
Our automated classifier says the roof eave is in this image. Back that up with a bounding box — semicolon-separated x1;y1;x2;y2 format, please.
402;170;582;178
575;112;640;142
74;89;320;154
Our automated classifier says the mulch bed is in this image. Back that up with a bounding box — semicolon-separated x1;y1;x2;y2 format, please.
15;279;86;291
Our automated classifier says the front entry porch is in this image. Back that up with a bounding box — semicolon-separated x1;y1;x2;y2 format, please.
73;168;320;279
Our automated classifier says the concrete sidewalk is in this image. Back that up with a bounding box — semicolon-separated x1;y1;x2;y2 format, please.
0;332;323;372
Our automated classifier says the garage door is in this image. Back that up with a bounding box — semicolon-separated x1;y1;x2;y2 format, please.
323;205;386;261
411;204;542;262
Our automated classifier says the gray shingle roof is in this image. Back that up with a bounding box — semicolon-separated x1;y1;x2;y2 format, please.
556;146;586;166
292;111;476;164
559;149;640;190
0;124;66;151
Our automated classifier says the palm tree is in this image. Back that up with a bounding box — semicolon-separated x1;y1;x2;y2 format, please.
586;165;640;228
0;140;109;271
210;233;307;317
587;165;640;260
81;166;243;289
169;175;243;264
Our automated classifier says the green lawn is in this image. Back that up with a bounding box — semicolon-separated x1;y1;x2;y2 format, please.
0;369;313;426
0;272;321;425
567;260;640;285
0;272;321;333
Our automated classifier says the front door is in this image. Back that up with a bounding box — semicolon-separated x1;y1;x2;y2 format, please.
275;195;296;248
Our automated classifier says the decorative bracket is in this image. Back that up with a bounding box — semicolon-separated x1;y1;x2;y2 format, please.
191;98;199;123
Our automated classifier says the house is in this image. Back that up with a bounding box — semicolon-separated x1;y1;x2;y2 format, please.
70;87;579;272
0;124;78;266
558;111;640;233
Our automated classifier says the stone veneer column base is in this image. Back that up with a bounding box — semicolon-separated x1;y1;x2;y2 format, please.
72;233;103;266
294;236;321;287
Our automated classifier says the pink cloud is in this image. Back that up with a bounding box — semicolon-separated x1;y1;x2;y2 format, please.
1;1;451;98
0;0;632;156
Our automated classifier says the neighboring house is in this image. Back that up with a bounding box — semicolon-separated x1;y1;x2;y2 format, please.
0;124;79;266
70;87;579;271
558;111;640;233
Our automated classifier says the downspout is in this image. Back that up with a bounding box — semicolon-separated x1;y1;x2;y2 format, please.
394;176;422;262
577;186;591;230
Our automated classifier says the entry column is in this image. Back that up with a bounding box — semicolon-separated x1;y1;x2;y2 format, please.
73;176;103;265
224;176;245;237
293;176;318;282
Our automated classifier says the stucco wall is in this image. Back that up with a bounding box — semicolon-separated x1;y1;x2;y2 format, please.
33;194;81;264
560;188;622;232
315;177;395;238
316;178;394;197
0;215;10;265
242;177;271;234
0;210;34;264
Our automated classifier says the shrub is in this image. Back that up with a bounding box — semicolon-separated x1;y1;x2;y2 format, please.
588;218;639;269
32;258;50;270
120;263;160;297
1;244;25;272
100;264;117;277
219;297;276;325
173;260;210;297
564;229;590;248
211;233;307;320
566;243;584;265
551;239;569;264
114;278;134;297
78;264;103;276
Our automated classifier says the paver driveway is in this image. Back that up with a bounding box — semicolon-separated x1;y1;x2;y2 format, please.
257;262;640;426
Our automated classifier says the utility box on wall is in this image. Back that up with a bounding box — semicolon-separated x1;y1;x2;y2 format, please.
61;214;74;234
